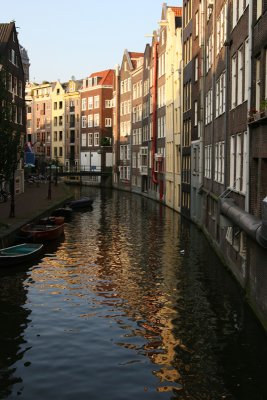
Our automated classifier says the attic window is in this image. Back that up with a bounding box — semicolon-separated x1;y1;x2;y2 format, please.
88;78;93;87
94;77;98;85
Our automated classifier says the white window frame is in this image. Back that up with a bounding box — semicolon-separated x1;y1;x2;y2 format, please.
94;113;99;127
82;115;87;128
94;132;99;146
105;118;112;127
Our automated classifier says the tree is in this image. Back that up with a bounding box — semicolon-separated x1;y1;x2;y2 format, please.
0;64;23;217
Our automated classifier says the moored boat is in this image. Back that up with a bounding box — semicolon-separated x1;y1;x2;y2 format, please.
39;216;65;225
21;221;64;242
66;197;94;210
51;207;73;218
0;243;43;267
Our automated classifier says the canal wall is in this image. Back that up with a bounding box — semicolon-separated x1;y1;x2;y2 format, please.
194;216;267;332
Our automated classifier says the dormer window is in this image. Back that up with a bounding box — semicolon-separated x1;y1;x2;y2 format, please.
94;77;98;85
88;78;93;87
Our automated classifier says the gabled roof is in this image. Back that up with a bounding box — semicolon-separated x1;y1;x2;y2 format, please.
88;69;114;86
123;49;144;71
170;6;182;17
0;22;15;53
128;52;143;59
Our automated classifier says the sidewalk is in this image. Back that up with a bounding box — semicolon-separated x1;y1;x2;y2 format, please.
0;181;73;248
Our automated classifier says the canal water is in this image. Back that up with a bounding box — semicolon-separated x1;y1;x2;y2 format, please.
1;187;267;400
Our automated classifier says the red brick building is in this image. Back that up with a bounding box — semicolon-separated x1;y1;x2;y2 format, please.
80;69;114;183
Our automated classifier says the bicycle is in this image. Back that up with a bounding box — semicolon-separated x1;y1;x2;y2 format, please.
0;189;11;203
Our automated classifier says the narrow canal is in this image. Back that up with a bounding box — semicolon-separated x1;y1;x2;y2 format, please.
1;187;267;400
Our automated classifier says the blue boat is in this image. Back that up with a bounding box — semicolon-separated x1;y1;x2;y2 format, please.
0;243;43;267
66;197;94;210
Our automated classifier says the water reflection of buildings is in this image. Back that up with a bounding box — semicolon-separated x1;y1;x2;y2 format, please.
0;270;31;398
89;190;186;393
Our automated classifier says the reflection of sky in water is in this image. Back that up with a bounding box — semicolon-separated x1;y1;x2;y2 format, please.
1;188;267;399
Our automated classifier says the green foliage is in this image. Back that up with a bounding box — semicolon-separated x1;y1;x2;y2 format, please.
100;137;111;146
260;99;267;111
0;65;22;182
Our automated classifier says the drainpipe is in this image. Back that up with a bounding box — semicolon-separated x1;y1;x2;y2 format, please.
152;40;159;185
223;2;230;193
245;0;253;212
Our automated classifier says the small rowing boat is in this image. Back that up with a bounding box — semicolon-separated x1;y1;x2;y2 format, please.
0;243;43;267
21;220;64;242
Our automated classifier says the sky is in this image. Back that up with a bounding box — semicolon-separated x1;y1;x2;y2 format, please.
1;0;181;84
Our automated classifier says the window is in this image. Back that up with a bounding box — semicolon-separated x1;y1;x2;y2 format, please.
232;0;248;28
183;81;191;112
194;100;198;126
237;48;243;105
229;132;248;192
88;133;93;146
256;0;262;19
94;96;99;108
82;98;87;111
105;100;112;108
105;118;112;127
256;57;261;111
94;132;99;146
94;114;99;127
195;56;199;82
195;11;199;37
88;97;93;109
216;3;227;54
205;88;213;124
82;116;87;128
230;135;235;187
216;71;226;117
231;55;237;108
206;34;214;72
81;133;86;146
88;115;93;127
214;141;225;183
204;144;212;178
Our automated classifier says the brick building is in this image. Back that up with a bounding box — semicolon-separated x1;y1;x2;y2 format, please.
0;22;26;193
80;69;114;185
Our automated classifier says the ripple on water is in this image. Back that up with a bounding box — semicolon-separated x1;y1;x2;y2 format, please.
1;190;267;400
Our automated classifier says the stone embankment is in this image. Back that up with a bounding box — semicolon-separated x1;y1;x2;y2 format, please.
0;181;72;248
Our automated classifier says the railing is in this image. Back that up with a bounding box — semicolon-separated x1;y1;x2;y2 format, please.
57;166;112;177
